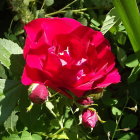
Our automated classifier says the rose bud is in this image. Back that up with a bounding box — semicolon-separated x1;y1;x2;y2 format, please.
77;97;94;105
82;109;98;128
28;83;48;104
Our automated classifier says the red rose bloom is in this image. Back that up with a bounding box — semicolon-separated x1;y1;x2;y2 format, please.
21;18;120;98
82;109;98;128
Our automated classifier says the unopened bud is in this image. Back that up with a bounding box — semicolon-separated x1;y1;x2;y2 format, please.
82;109;98;128
28;83;48;104
77;97;94;105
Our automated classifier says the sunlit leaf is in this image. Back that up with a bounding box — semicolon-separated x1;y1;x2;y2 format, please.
0;38;22;68
101;8;120;34
4;110;18;133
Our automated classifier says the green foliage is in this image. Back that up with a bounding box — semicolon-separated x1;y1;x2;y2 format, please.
101;8;120;34
45;0;54;7
128;65;140;84
112;106;122;116
0;0;140;140
125;54;139;68
0;38;22;68
118;132;138;140
2;131;42;140
121;114;138;130
4;110;18;133
113;0;140;61
117;46;127;67
0;79;26;124
103;120;116;136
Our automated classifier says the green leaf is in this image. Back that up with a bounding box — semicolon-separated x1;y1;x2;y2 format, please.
32;134;42;140
125;54;139;68
2;132;42;140
128;65;140;84
118;132;138;140
0;38;22;69
112;106;122;116
45;101;56;117
113;0;140;61
20;131;32;140
0;79;26;124
117;46;127;67
0;63;7;79
91;19;100;27
2;134;20;140
45;0;54;6
78;18;88;26
64;10;73;18
101;8;120;34
121;114;138;130
102;96;118;106
117;32;126;45
65;125;78;140
64;118;74;129
19;87;49;132
21;131;42;140
4;110;18;133
23;0;33;6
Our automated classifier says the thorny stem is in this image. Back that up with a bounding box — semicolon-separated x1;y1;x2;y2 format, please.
111;92;129;140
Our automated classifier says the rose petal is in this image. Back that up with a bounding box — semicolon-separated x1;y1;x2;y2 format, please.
93;68;121;88
21;65;48;85
24;18;82;42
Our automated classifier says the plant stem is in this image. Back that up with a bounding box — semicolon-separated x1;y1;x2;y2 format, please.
40;0;45;10
45;8;88;17
59;0;78;11
111;93;129;140
45;0;78;17
113;0;140;61
52;128;66;136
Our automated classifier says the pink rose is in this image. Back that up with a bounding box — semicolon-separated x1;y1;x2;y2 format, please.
77;97;94;105
82;109;98;128
21;17;120;98
28;83;48;104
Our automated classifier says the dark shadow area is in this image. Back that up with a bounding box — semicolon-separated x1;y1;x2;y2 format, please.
0;79;26;125
0;0;13;37
9;54;25;80
0;53;26;125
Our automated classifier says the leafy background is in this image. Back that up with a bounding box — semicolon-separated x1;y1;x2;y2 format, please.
0;0;140;140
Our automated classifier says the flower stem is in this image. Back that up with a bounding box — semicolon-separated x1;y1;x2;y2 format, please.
26;102;34;112
111;92;129;140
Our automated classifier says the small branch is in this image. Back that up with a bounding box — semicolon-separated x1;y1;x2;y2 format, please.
111;92;129;140
59;0;78;11
40;0;45;10
45;8;88;17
